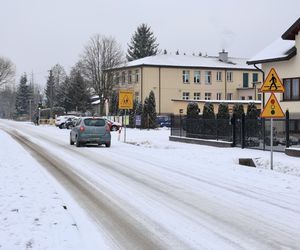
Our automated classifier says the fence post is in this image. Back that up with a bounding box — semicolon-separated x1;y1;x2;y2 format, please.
286;110;290;148
232;114;236;147
241;113;245;149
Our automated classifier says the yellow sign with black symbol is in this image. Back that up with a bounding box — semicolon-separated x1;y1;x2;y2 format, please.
260;93;285;118
259;68;285;93
119;90;133;109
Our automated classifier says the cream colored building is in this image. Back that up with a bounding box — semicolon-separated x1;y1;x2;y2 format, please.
248;17;300;115
113;52;262;115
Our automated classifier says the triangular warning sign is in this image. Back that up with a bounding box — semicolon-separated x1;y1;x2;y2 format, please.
260;93;285;118
259;68;285;93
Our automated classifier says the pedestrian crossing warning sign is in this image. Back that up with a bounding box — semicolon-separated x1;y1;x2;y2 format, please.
259;68;285;93
260;93;285;118
119;90;133;109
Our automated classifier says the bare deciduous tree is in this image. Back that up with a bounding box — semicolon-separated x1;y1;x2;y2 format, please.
0;57;15;87
80;34;124;115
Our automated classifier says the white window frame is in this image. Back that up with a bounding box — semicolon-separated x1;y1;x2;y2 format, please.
216;71;222;81
205;71;212;84
135;69;139;83
194;92;200;100
128;70;132;84
227;93;233;100
226;71;233;82
183;70;190;83
194;71;200;83
182;92;190;100
204;92;211;100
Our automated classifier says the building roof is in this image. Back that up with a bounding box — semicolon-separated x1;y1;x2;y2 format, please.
248;17;300;65
282;17;300;40
247;38;296;65
115;54;257;70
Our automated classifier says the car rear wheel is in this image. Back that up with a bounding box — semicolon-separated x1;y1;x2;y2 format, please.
105;142;111;148
111;125;118;131
59;123;64;129
70;136;74;145
75;136;81;147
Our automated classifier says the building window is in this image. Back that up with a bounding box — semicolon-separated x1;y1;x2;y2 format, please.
194;92;200;100
252;73;258;84
227;71;233;82
194;71;200;83
216;93;222;100
205;71;211;84
248;96;253;100
227;93;233;100
205;92;211;100
183;70;190;83
121;71;126;84
115;72;120;84
216;71;222;81
135;69;139;83
128;70;132;84
258;93;262;101
283;78;300;100
243;73;249;88
241;96;245;100
182;92;190;100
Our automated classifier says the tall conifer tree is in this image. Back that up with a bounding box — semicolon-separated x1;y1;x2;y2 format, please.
127;23;159;61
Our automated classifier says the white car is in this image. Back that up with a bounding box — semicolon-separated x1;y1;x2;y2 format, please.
55;115;77;128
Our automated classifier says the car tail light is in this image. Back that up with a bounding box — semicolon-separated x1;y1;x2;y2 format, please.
79;126;85;132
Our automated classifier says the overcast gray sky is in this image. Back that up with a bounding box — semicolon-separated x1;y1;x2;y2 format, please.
1;0;299;86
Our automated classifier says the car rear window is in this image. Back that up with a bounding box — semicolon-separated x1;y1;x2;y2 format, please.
84;118;105;127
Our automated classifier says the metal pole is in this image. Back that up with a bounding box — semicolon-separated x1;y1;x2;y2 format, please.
38;108;41;125
270;118;273;170
124;109;127;143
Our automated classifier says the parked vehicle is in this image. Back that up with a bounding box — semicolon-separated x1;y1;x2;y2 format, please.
55;115;77;129
70;117;111;147
105;119;122;131
65;117;79;129
156;115;171;128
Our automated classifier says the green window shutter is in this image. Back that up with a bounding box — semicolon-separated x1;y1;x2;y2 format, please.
253;73;258;83
243;73;249;88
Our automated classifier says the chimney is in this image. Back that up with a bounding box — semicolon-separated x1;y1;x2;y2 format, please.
219;49;228;62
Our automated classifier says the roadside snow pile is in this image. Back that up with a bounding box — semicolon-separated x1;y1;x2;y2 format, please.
254;157;300;177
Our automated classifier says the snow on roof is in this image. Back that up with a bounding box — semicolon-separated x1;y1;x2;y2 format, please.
247;38;296;64
116;54;256;70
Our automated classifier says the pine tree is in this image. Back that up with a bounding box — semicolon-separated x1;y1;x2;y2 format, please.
45;70;56;110
217;103;230;119
68;69;91;113
246;103;259;119
127;23;159;61
186;102;200;118
56;77;72;113
129;99;138;127
109;91;119;115
202;103;215;119
141;97;149;128
233;104;245;119
148;91;157;128
15;74;31;117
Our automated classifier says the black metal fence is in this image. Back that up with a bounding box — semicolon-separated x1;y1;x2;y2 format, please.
170;112;300;152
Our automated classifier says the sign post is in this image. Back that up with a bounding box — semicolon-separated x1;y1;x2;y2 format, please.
118;90;134;143
259;68;285;170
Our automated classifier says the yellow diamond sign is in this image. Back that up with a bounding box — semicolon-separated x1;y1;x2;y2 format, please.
260;93;285;118
259;68;285;93
118;90;133;109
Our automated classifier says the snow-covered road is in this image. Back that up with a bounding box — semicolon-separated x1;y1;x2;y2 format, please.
1;119;300;249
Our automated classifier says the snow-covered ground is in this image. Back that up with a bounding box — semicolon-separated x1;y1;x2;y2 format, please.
0;120;300;249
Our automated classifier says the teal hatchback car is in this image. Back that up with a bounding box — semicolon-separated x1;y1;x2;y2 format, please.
70;117;111;147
